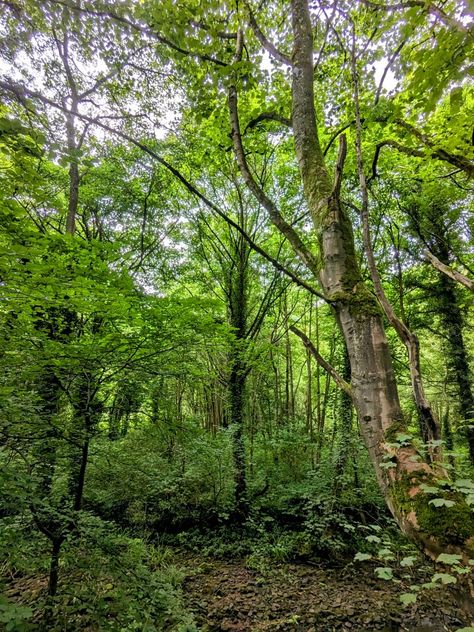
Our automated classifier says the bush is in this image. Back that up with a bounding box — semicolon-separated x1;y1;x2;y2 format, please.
0;513;196;631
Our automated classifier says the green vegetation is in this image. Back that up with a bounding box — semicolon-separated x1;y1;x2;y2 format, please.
0;0;473;629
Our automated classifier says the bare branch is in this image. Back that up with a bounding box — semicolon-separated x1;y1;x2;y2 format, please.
244;0;293;66
290;325;353;397
424;251;474;292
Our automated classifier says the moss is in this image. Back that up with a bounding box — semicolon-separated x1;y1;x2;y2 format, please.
414;496;474;544
391;473;474;546
384;419;409;443
330;277;382;319
318;208;381;319
348;283;382;319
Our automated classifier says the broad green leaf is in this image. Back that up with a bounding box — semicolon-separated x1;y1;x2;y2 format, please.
375;567;393;580
432;573;457;585
436;553;462;565
428;498;455;508
400;556;417;567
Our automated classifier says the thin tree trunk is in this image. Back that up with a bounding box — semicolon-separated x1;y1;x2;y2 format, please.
305;300;313;439
334;344;353;493
48;538;63;597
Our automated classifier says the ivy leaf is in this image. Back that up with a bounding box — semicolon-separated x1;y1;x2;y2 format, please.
429;498;455;508
354;552;372;562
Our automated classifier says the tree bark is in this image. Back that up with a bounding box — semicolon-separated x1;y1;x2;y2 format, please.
48;537;63;597
437;260;474;463
283;0;474;560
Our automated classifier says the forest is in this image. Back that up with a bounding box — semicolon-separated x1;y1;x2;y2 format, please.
0;0;473;630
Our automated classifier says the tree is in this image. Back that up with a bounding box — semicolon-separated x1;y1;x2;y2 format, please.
1;0;473;577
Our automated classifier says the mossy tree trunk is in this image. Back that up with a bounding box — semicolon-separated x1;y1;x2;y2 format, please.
437;254;474;463
407;201;474;462
288;0;474;561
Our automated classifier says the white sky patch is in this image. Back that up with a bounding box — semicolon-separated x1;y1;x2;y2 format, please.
373;58;398;95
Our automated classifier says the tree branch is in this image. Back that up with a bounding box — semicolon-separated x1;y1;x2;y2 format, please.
44;0;228;67
290;325;353;397
424;250;474;292
373;139;474;179
244;0;293;66
359;0;472;35
227;34;321;278
351;35;441;452
244;111;292;133
374;40;405;104
0;78;329;303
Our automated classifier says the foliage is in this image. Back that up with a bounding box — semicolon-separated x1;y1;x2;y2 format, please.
0;0;473;627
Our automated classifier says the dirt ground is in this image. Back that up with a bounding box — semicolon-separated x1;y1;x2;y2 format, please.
179;554;472;632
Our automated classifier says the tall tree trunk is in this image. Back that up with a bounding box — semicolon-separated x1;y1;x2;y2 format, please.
228;214;249;517
65;104;79;235
437;257;474;463
288;0;474;559
227;0;473;560
334;343;353;494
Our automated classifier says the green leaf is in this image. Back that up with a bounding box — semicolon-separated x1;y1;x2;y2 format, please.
419;484;439;494
354;552;372;562
378;548;395;560
395;433;412;444
375;567;393;580
380;462;397;469
432;573;457;585
428;498;455;508
453;479;474;490
400;593;417;605
436;553;462;565
400;556;417;567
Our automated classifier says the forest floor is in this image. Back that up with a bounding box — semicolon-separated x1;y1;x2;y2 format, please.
178;553;472;632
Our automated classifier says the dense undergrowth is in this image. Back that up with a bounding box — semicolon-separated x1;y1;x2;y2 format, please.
1;425;440;631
